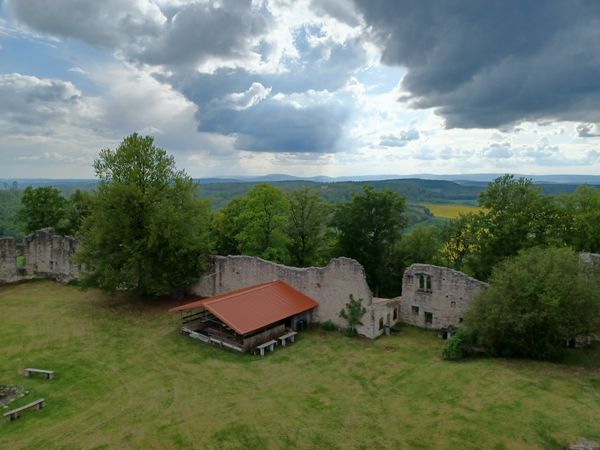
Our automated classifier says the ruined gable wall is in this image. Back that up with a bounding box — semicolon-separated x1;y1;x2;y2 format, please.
399;264;488;329
188;255;378;337
0;228;79;284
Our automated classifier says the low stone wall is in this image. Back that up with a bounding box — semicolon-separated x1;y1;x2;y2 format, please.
0;228;79;284
398;264;489;330
189;255;379;337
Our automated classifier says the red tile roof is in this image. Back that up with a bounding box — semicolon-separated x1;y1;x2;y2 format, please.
169;280;318;335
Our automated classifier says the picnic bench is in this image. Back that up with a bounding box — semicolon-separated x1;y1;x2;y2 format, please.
24;368;54;380
3;398;45;421
278;331;298;347
255;339;277;356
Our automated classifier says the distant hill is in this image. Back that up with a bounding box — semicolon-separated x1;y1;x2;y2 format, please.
193;173;600;185
2;176;598;209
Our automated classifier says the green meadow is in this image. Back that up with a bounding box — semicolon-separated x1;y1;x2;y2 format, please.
1;281;599;449
423;203;482;219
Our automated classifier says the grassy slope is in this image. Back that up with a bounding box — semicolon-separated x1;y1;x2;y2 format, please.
1;281;599;449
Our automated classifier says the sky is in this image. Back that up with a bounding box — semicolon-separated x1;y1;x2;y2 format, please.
0;0;599;179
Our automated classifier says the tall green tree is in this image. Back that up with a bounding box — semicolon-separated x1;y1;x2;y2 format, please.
440;175;565;280
286;188;331;267
64;189;95;235
236;184;289;262
560;185;600;253
17;186;69;234
0;187;23;239
213;197;247;256
75;133;211;297
473;175;563;279
333;186;406;296
465;247;600;360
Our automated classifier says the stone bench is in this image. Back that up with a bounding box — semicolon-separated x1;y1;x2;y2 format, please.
255;339;277;356
3;398;45;421
24;368;54;380
278;331;298;347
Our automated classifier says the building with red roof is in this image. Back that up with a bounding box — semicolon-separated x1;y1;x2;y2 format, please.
170;280;318;353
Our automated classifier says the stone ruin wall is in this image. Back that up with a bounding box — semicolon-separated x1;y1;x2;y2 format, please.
3;227;594;338
398;264;489;330
0;228;80;284
188;255;383;338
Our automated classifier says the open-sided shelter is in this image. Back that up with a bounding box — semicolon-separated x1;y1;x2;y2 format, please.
170;280;318;352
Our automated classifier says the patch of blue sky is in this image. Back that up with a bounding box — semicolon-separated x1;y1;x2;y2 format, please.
0;34;112;95
355;65;405;95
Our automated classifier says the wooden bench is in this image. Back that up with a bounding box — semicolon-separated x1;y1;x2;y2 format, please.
24;368;54;380
255;339;277;356
3;399;45;421
278;331;298;347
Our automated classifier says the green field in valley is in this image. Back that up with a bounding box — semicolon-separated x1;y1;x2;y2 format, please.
1;281;599;449
423;203;482;219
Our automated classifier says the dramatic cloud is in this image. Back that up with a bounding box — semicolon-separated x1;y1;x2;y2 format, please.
0;73;87;132
353;0;600;129
6;0;268;69
2;0;599;177
198;90;348;152
137;0;268;68
6;0;164;49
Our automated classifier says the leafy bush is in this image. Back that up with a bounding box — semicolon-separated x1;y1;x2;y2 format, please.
339;294;366;337
465;246;600;360
442;327;475;361
321;320;337;332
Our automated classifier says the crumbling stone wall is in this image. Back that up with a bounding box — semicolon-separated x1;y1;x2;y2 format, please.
0;237;20;283
398;264;488;329
189;255;381;338
0;228;79;284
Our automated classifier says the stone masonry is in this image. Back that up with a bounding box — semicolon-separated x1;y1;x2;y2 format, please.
6;228;593;339
0;228;79;284
188;255;390;338
398;264;489;329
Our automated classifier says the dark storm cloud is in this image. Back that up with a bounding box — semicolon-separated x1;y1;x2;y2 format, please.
160;30;368;153
137;0;268;67
353;0;600;129
6;0;268;67
6;0;367;153
6;0;163;49
197;90;348;153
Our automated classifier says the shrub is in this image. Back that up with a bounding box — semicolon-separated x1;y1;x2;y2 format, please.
321;320;337;332
339;294;366;337
442;327;475;361
465;247;600;360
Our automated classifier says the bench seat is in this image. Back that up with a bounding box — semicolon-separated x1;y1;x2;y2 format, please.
3;398;45;421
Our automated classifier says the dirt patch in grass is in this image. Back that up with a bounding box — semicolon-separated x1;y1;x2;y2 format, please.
0;385;29;408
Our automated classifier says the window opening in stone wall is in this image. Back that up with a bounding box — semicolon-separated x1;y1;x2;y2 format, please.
379;318;384;330
459;317;464;323
424;312;433;325
393;308;398;320
15;256;26;269
418;274;432;292
412;305;419;314
450;301;456;308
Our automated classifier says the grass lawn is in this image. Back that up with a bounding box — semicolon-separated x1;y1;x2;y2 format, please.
423;203;482;219
1;281;599;449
